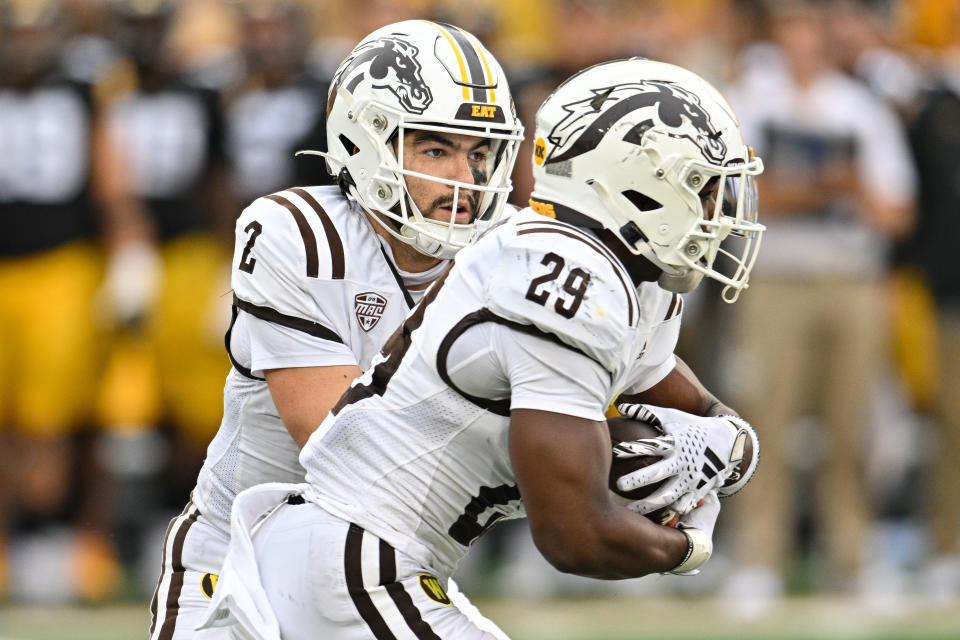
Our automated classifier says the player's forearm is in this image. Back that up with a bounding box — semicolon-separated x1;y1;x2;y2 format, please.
531;505;689;579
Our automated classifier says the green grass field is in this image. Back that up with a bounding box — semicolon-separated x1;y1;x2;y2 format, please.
2;596;959;640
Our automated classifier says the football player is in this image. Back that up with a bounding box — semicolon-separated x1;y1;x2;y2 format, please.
224;0;333;205
149;20;523;640
0;0;152;601
202;58;763;639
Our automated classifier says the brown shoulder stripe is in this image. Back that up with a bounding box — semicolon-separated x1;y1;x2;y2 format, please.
290;187;346;280
265;193;319;278
517;224;638;326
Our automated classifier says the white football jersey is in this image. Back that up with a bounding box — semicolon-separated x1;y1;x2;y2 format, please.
193;185;435;533
300;209;683;576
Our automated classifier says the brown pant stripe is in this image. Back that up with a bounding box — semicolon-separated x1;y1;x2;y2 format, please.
149;502;191;636
150;503;200;640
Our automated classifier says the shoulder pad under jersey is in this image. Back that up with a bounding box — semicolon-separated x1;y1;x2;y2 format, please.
231;187;349;320
479;212;641;374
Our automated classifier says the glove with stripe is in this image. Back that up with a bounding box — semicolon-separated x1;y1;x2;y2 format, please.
614;404;758;516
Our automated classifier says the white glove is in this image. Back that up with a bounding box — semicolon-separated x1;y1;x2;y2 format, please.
711;414;759;498
667;490;721;575
614;404;754;515
97;242;162;327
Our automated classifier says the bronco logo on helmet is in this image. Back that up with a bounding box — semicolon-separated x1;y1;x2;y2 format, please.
334;36;433;114
545;80;727;166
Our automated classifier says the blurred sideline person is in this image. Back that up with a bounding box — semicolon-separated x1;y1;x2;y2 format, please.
224;0;333;206
149;20;523;640
202;58;764;640
719;1;915;614
0;0;152;601
94;0;237;537
905;42;960;603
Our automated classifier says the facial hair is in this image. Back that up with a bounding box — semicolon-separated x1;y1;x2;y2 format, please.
427;190;482;222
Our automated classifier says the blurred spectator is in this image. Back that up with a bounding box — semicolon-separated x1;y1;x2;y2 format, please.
831;0;925;114
902;42;960;605
93;0;237;575
59;0;124;86
0;0;153;602
224;0;331;205
718;0;916;616
507;0;641;208
306;0;430;80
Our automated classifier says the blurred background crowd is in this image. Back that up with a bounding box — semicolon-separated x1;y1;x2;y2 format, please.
0;0;959;622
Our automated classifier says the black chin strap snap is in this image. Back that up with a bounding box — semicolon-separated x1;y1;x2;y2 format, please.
619;221;648;249
336;167;356;198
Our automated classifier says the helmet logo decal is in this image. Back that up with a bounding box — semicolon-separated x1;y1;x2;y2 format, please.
545;81;726;165
335;36;433;114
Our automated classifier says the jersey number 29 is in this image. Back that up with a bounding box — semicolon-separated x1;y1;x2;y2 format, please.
524;252;591;319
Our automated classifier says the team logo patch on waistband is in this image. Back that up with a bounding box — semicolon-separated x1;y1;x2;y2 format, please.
201;573;218;599
418;573;451;605
355;292;387;332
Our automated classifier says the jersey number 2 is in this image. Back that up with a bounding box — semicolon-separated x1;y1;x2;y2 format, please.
238;221;263;274
524;252;591;319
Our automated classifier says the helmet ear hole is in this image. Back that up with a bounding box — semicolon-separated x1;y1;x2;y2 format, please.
338;134;359;155
622;190;662;212
622;120;655;146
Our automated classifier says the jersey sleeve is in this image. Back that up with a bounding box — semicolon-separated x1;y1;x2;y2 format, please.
231;195;347;350
245;313;357;376
446;322;611;421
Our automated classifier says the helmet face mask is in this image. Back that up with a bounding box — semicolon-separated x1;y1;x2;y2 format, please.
531;59;765;301
309;21;524;260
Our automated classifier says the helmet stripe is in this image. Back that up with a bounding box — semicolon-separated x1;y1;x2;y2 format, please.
425;21;471;101
468;30;497;103
434;22;489;103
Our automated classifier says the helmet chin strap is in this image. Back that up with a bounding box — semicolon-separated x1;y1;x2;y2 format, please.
401;224;446;258
397;193;452;259
658;270;704;293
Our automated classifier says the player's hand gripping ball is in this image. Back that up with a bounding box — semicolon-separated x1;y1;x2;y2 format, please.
607;416;682;527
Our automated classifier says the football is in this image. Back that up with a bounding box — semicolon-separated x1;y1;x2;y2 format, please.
607;416;679;527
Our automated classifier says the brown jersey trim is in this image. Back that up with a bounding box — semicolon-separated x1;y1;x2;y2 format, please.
436;307;610;418
264;193;320;278
516;221;639;326
665;292;683;320
233;294;344;344
377;243;416;310
290;187;346;280
224;303;266;381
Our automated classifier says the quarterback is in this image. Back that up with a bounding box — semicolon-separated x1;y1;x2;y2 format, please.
202;58;765;640
148;20;523;640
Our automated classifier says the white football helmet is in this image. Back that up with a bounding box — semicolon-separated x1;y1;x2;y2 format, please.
530;58;764;301
304;20;524;259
